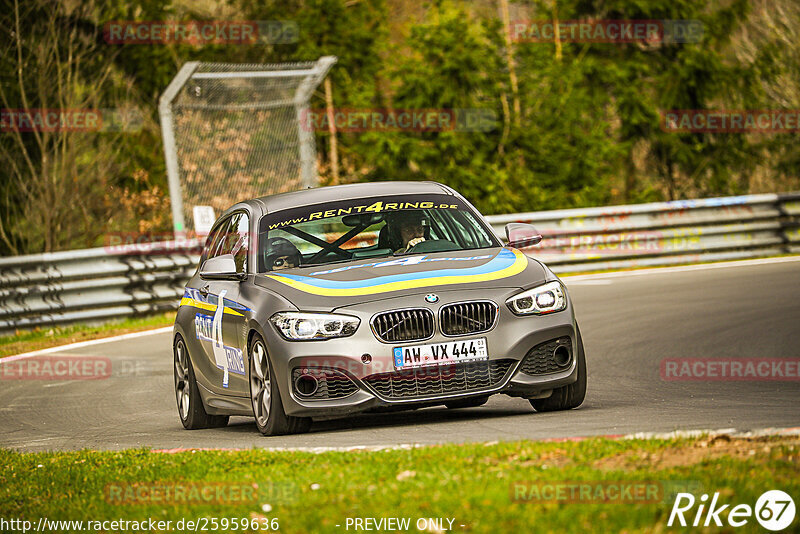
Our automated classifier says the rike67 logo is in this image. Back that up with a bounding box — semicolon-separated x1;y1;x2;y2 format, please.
668;490;796;531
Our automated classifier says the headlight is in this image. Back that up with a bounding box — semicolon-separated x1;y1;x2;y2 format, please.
506;281;566;315
270;312;360;340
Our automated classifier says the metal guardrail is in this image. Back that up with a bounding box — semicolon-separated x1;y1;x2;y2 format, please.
486;192;800;273
0;245;200;333
0;193;798;334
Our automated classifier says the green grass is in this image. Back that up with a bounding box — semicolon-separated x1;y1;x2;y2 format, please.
0;312;175;358
1;436;797;533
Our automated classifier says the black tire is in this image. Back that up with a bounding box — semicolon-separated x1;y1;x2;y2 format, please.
174;335;229;429
529;324;587;412
445;396;489;409
249;334;311;436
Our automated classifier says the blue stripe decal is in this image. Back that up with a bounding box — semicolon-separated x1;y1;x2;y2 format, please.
269;249;515;289
182;289;251;312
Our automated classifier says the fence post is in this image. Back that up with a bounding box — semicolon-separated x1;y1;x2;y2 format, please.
159;62;199;238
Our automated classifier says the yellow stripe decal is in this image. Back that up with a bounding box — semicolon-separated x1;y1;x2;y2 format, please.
265;249;528;296
179;297;244;317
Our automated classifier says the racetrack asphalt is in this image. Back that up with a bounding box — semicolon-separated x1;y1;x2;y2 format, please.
1;258;799;452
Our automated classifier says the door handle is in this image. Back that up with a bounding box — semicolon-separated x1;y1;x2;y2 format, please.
199;284;210;297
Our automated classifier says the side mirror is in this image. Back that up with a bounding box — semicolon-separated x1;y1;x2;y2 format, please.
200;254;244;280
505;223;542;249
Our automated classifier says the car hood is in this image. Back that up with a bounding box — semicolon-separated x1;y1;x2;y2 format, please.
253;247;547;311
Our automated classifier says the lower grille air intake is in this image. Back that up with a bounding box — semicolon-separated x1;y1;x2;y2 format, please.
519;337;573;375
363;359;514;400
291;368;358;399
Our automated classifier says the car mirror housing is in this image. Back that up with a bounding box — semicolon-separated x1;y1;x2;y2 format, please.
504;223;542;249
199;254;244;280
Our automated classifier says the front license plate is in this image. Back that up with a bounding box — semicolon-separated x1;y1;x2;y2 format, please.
393;338;488;370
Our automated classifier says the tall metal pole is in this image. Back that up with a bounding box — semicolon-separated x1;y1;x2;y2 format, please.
294;56;337;189
159;62;199;237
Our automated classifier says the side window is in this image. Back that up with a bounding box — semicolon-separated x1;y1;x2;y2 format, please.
206;216;234;260
230;213;249;273
202;213;249;273
212;213;249;271
200;230;216;264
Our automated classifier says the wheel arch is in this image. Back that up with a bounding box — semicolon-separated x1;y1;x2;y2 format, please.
246;320;296;414
172;323;217;413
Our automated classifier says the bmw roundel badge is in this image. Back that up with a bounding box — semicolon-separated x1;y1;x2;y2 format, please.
425;294;439;303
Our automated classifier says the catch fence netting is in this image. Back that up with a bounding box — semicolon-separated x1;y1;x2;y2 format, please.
160;57;336;233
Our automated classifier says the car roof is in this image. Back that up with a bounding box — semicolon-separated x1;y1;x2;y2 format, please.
227;181;456;218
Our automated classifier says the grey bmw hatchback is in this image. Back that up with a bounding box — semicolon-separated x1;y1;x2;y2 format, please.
173;181;586;435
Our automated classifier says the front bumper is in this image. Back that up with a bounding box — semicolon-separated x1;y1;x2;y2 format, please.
263;286;579;417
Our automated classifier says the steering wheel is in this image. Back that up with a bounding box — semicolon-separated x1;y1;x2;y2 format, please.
405;239;459;254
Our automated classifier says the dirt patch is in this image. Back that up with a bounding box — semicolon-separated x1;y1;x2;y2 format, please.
483;448;573;468
520;448;574;468
594;435;800;471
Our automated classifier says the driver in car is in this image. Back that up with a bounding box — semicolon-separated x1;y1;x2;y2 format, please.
264;237;301;271
391;210;428;253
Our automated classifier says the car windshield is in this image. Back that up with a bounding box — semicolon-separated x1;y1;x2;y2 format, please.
256;194;500;272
